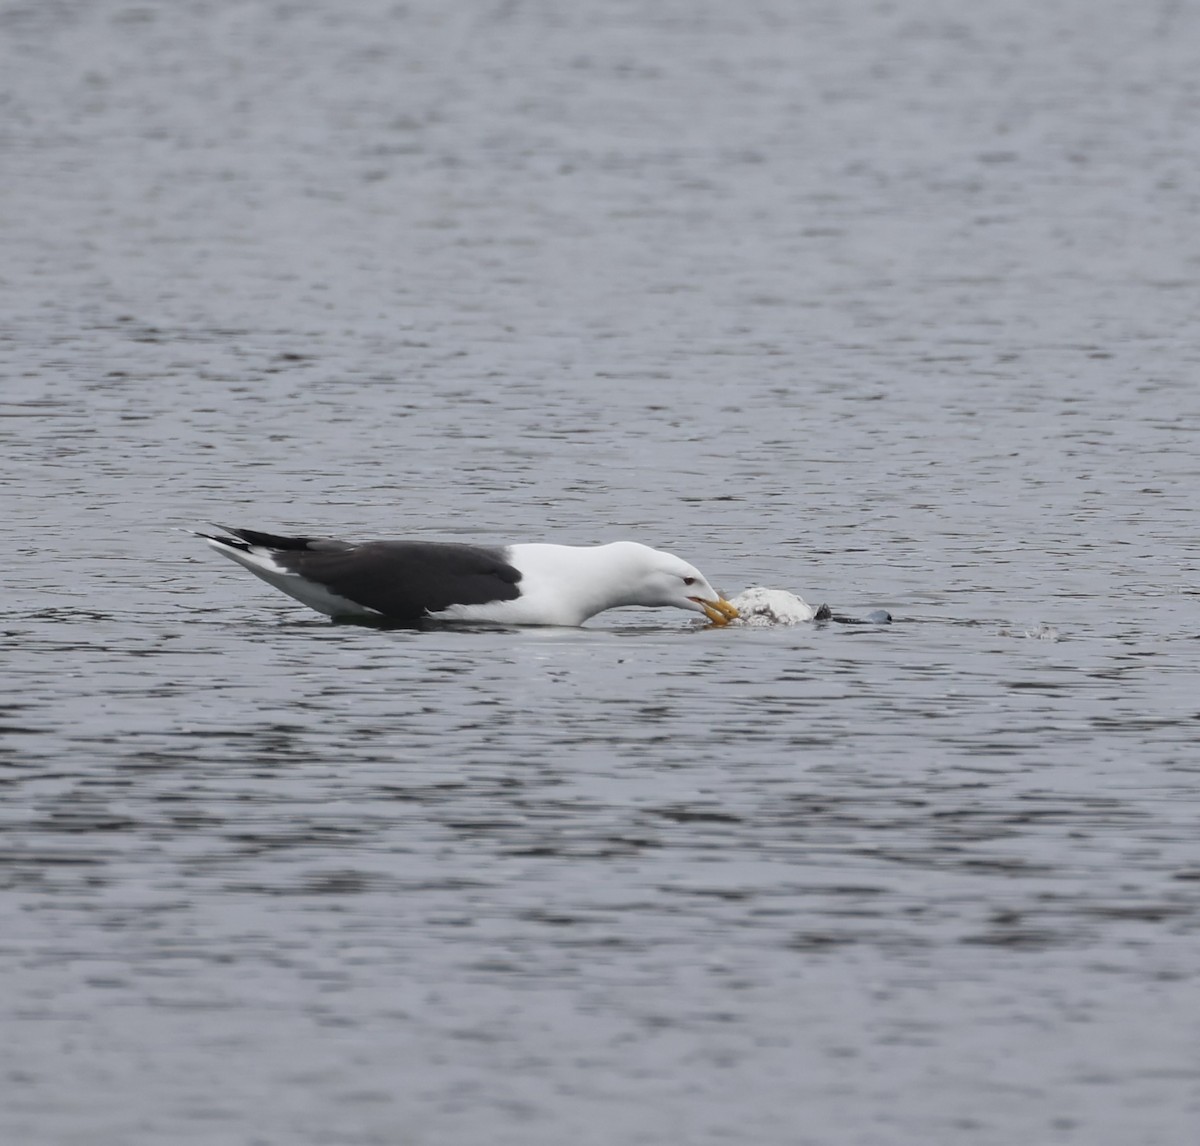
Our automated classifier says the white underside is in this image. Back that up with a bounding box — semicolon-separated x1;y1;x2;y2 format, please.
207;540;382;618
727;587;819;626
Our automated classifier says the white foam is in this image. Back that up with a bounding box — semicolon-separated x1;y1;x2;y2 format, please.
998;623;1062;642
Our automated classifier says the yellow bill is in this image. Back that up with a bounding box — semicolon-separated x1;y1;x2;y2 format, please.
698;597;739;626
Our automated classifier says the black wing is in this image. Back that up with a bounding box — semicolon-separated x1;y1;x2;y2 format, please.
269;539;523;622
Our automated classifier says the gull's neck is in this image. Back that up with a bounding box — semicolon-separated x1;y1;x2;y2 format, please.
509;542;655;624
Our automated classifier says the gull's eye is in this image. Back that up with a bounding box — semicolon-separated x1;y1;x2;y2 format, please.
683;576;696;586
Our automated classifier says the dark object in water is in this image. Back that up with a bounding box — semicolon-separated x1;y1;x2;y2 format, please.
827;608;892;625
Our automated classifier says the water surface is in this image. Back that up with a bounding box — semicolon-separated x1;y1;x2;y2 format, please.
2;2;1199;1144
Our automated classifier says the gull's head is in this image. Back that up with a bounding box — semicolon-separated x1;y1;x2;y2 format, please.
607;542;740;625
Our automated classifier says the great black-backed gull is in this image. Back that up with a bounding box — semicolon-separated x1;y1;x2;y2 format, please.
193;526;740;627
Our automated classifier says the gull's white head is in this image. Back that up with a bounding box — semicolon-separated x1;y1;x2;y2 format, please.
605;542;740;625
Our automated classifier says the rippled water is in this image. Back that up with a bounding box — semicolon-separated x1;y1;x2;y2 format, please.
3;2;1200;1143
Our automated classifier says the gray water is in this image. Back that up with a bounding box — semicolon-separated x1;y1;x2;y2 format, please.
3;2;1200;1143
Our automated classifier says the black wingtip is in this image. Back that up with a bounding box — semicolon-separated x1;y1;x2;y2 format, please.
187;525;251;551
206;526;320;551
